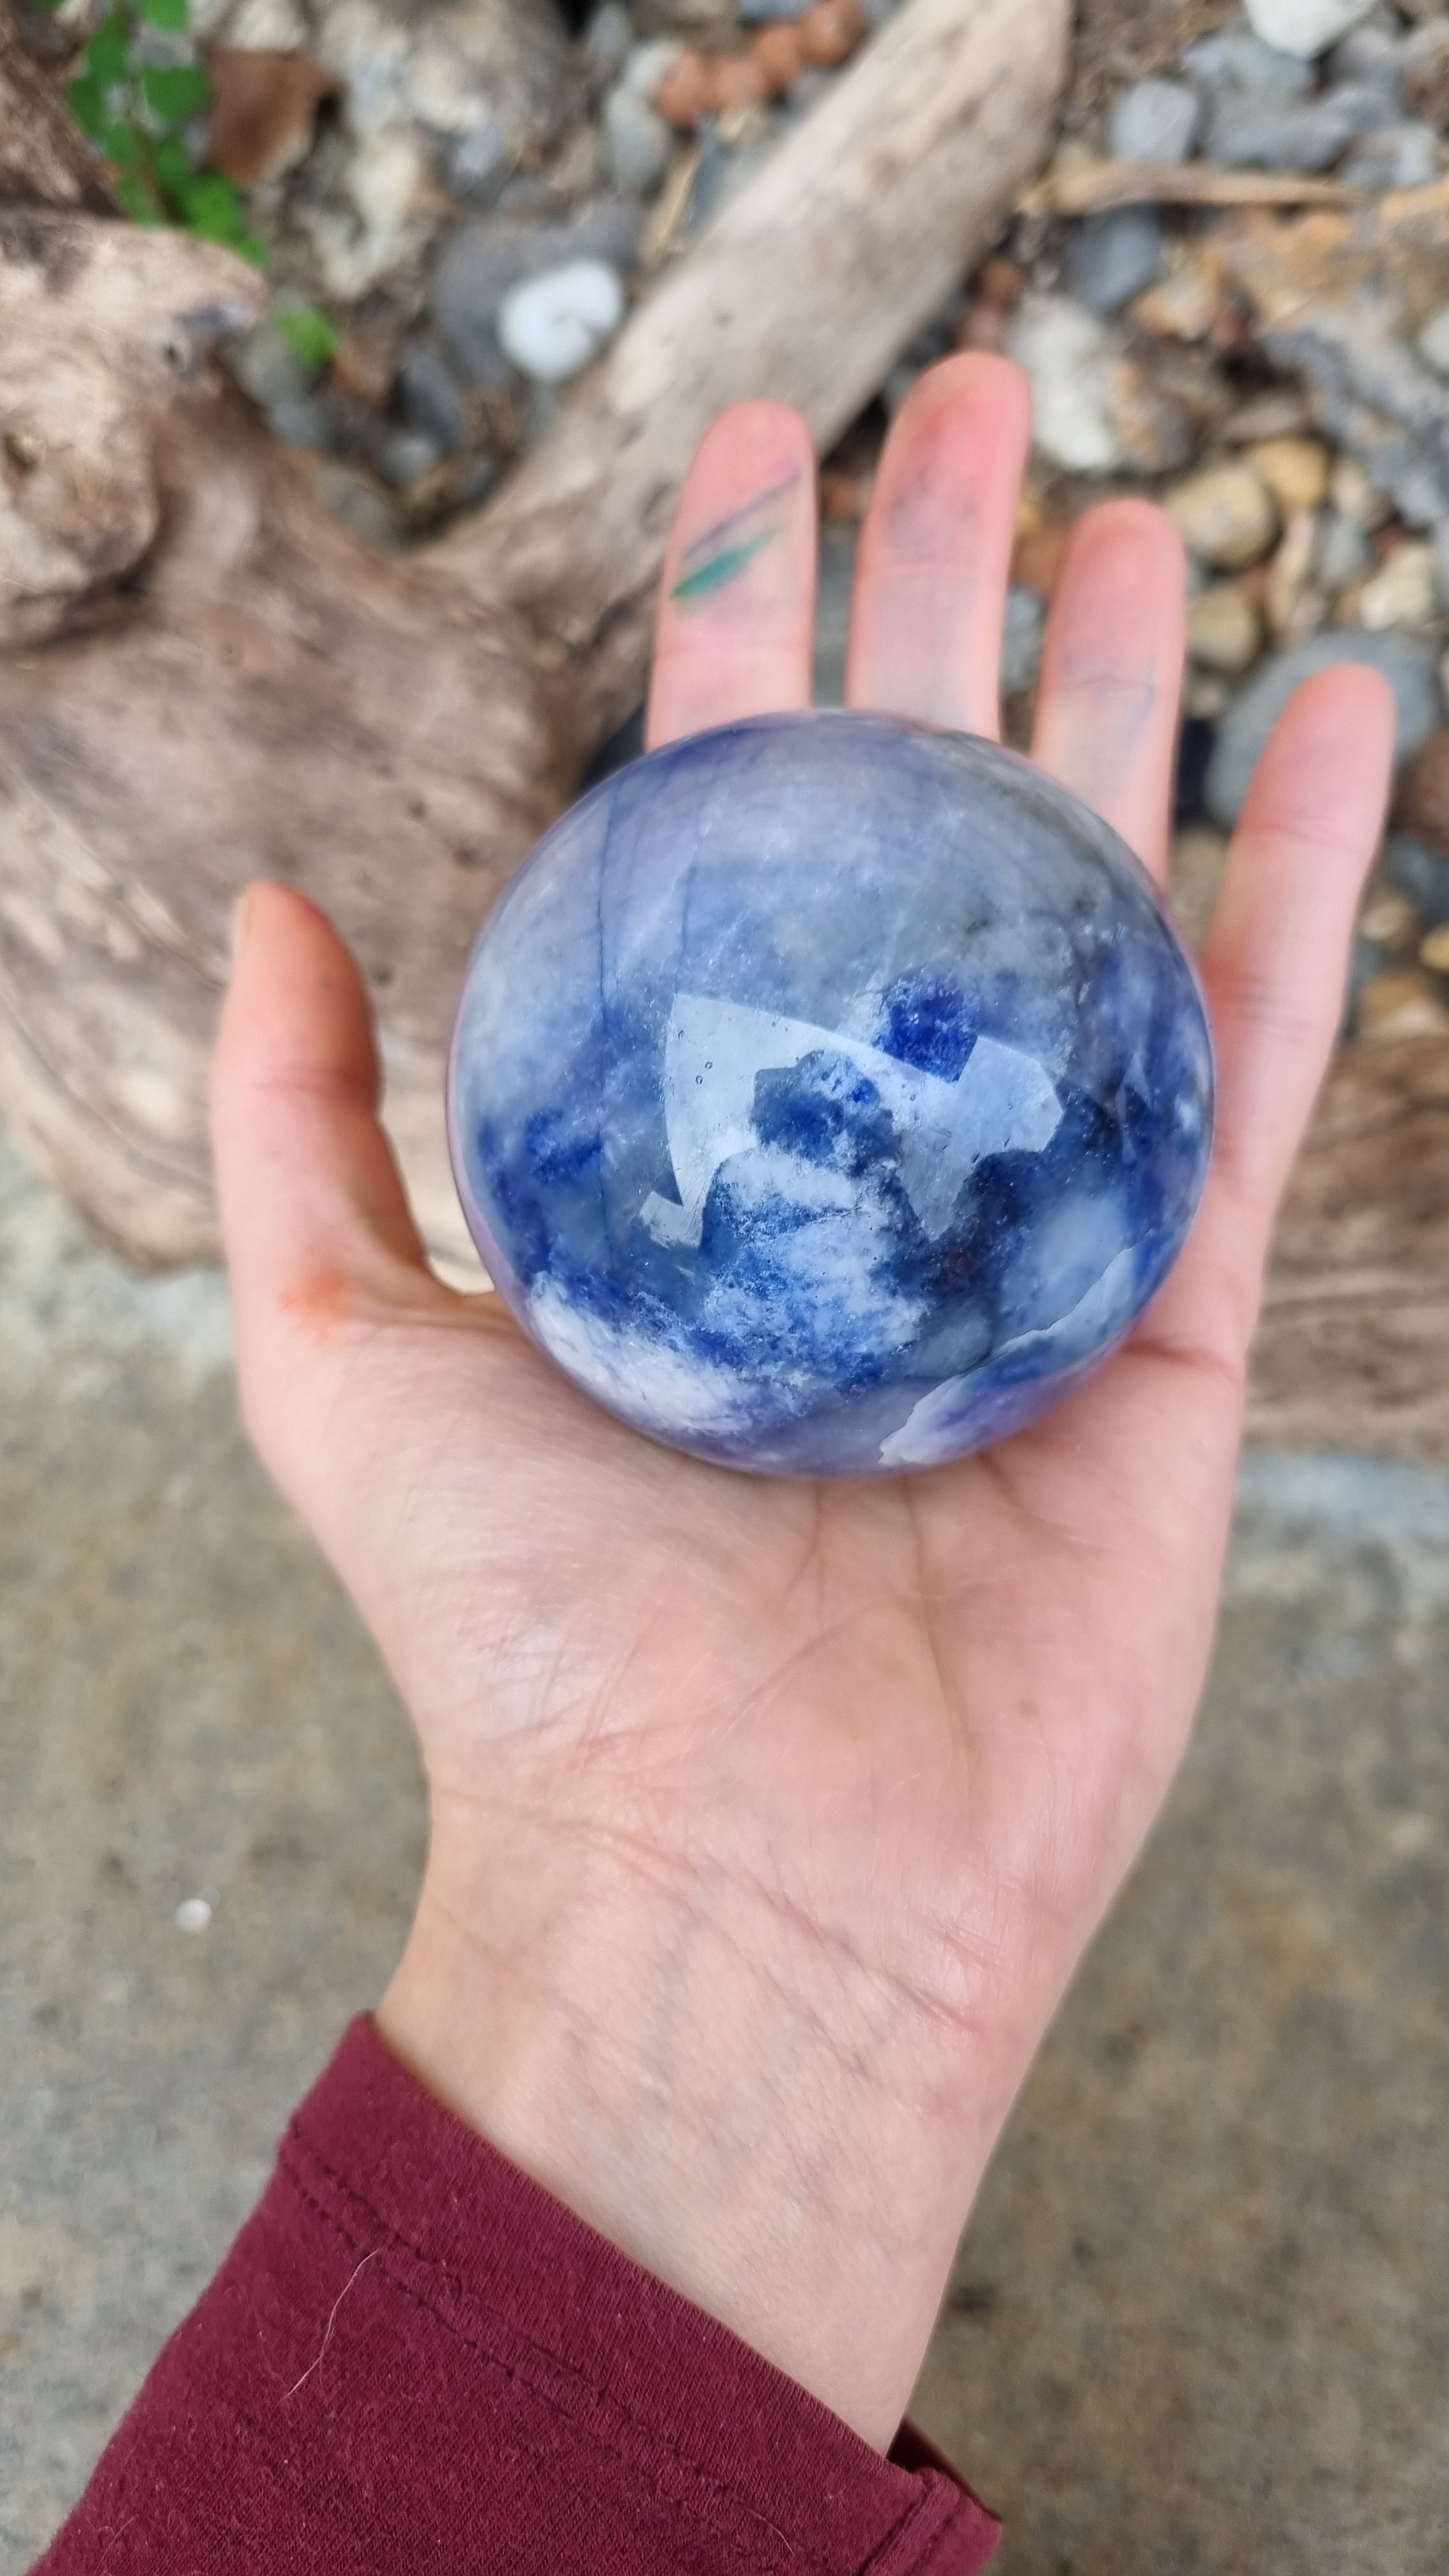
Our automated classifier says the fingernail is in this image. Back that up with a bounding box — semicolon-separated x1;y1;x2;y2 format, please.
229;890;251;972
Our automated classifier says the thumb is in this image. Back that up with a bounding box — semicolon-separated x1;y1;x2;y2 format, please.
210;882;439;1466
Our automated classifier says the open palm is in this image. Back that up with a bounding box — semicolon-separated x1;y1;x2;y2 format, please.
212;355;1392;2449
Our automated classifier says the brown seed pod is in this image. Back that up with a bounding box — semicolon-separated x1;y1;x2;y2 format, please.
652;48;712;128
799;0;868;67
749;20;808;93
707;49;770;111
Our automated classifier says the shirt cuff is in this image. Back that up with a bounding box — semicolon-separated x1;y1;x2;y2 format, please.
36;2014;1001;2573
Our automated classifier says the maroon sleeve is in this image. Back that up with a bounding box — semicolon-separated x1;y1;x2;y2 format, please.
33;2018;1000;2574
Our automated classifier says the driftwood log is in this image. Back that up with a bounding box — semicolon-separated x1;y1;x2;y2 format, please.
0;0;1070;1278
3;0;1449;1462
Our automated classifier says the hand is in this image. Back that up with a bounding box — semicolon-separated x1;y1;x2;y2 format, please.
211;356;1392;2450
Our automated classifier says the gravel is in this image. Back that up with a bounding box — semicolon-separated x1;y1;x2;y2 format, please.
1066;206;1163;315
1109;75;1202;164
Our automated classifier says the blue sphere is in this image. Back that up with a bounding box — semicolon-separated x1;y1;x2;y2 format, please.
448;712;1213;1476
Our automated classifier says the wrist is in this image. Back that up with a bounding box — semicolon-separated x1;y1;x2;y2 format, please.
378;1799;1007;2448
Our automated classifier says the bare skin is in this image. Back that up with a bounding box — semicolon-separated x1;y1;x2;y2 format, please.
211;355;1393;2451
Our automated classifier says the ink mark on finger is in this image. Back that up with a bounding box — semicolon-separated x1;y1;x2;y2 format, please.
670;468;802;608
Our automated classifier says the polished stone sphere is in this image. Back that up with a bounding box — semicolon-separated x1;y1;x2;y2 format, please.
448;712;1214;1476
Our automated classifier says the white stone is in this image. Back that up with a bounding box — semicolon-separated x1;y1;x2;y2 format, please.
1359;540;1438;631
498;259;627;383
1007;294;1126;475
1244;0;1377;63
345;127;425;234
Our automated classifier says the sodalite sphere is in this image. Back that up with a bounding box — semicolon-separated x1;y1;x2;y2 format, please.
448;712;1213;1477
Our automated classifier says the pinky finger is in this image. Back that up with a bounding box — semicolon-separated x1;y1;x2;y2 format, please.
1144;666;1394;1372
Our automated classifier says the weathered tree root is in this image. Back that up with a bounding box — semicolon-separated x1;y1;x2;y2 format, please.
0;0;1070;1276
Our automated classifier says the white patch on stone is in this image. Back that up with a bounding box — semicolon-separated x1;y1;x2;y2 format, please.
528;1275;755;1442
878;1246;1142;1469
640;992;1061;1250
1244;0;1376;63
498;260;626;383
993;1243;1140;1368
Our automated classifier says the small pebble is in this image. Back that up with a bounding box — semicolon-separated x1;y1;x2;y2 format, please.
1416;304;1449;378
1394;726;1449;853
1356;966;1449;1037
1340;121;1440;188
1066;206;1163;316
269;394;329;449
1110;75;1201;164
1000;585;1046;696
1207;629;1443;825
1132;260;1217;341
1171;824;1229;949
1008;294;1126;475
1264;508;1324;644
1205;82;1383;171
585;0;633;76
1328;22;1406;103
398;347;469;453
1183;29;1314;98
174;1896;213;1933
377;428;441;490
224;318;316;411
1382;834;1443;927
1223;389;1313;444
1244;0;1378;61
497;258;626;383
1359;539;1438;630
446;118;513;206
1389;831;1449;921
1248;434;1331;514
1187;580;1263;674
603;84;673;192
1330;453;1392;527
1360;885;1421;950
1165;461;1279;570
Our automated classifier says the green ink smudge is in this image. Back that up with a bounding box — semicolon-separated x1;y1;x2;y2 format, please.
670;525;778;604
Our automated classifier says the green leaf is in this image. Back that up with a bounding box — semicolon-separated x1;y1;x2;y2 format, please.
65;73;111;137
135;0;191;26
100;118;142;169
139;62;210;123
153;131;194;198
115;172;165;222
236;231;268;267
274;303;341;371
176;167;249;240
84;14;129;84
